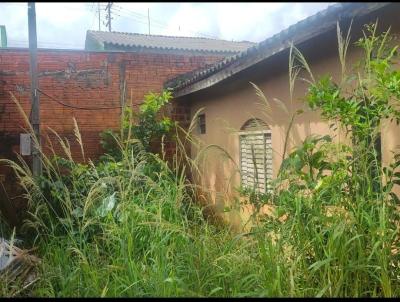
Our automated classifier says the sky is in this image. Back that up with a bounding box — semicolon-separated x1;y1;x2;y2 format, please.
1;2;333;49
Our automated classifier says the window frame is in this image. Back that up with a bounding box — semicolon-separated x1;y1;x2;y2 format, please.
239;129;272;193
198;113;206;134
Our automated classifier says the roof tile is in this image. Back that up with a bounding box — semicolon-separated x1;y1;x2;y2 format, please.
86;30;255;53
166;2;392;94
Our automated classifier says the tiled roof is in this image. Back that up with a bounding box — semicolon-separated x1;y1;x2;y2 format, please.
85;30;255;54
166;2;392;97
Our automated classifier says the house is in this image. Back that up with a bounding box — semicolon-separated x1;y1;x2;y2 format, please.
85;30;254;55
166;3;400;223
0;33;254;226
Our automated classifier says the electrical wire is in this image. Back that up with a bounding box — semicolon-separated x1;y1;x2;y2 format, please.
111;7;215;39
8;39;82;49
89;3;98;30
111;4;220;39
115;5;218;39
37;88;129;111
111;8;159;28
111;9;155;28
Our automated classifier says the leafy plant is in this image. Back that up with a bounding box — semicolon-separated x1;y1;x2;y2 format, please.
100;90;175;160
2;20;400;298
306;22;400;193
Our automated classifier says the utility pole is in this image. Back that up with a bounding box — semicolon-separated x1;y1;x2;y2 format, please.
105;2;113;32
147;8;150;35
98;2;101;31
27;2;42;177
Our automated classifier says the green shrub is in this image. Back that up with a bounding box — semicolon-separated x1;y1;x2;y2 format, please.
2;21;400;298
100;90;174;161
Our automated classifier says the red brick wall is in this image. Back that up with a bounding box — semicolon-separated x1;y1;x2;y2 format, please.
0;48;224;225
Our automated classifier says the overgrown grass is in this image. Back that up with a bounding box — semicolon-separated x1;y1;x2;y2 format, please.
1;21;400;297
1;94;398;297
0;112;286;297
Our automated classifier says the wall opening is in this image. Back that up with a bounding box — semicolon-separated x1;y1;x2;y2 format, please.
198;113;206;134
239;118;272;193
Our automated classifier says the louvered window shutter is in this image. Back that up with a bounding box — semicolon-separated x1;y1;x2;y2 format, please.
239;130;272;193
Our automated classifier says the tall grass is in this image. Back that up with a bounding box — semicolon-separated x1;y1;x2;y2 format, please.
0;94;274;297
0;90;397;297
243;21;400;297
1;21;400;297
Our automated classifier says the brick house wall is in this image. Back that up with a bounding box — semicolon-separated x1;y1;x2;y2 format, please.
0;48;225;225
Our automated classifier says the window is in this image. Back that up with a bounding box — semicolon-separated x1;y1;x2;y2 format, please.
198;114;206;134
239;118;272;193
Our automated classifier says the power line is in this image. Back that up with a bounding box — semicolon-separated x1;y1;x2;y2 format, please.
148;8;150;35
37;88;127;110
8;39;82;48
110;8;168;36
98;3;101;31
112;5;149;20
111;8;160;28
37;88;142;111
111;6;166;30
2;2;219;39
111;6;219;39
104;2;113;32
112;5;173;30
113;4;173;29
112;4;220;39
89;3;97;31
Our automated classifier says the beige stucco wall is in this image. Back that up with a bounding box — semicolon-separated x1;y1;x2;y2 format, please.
176;6;400;229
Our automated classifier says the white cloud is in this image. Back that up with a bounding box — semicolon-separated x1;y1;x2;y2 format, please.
36;3;93;48
0;2;334;49
156;3;332;42
161;3;217;38
216;3;286;41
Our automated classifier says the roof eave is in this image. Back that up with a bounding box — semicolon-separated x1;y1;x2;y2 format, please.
172;23;329;98
103;42;247;55
171;2;391;98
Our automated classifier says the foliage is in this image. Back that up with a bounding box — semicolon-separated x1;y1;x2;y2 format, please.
0;112;287;297
1;21;400;298
240;22;400;297
131;90;174;150
276;135;352;201
238;185;271;215
307;23;400;133
306;22;400;192
100;90;174;160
